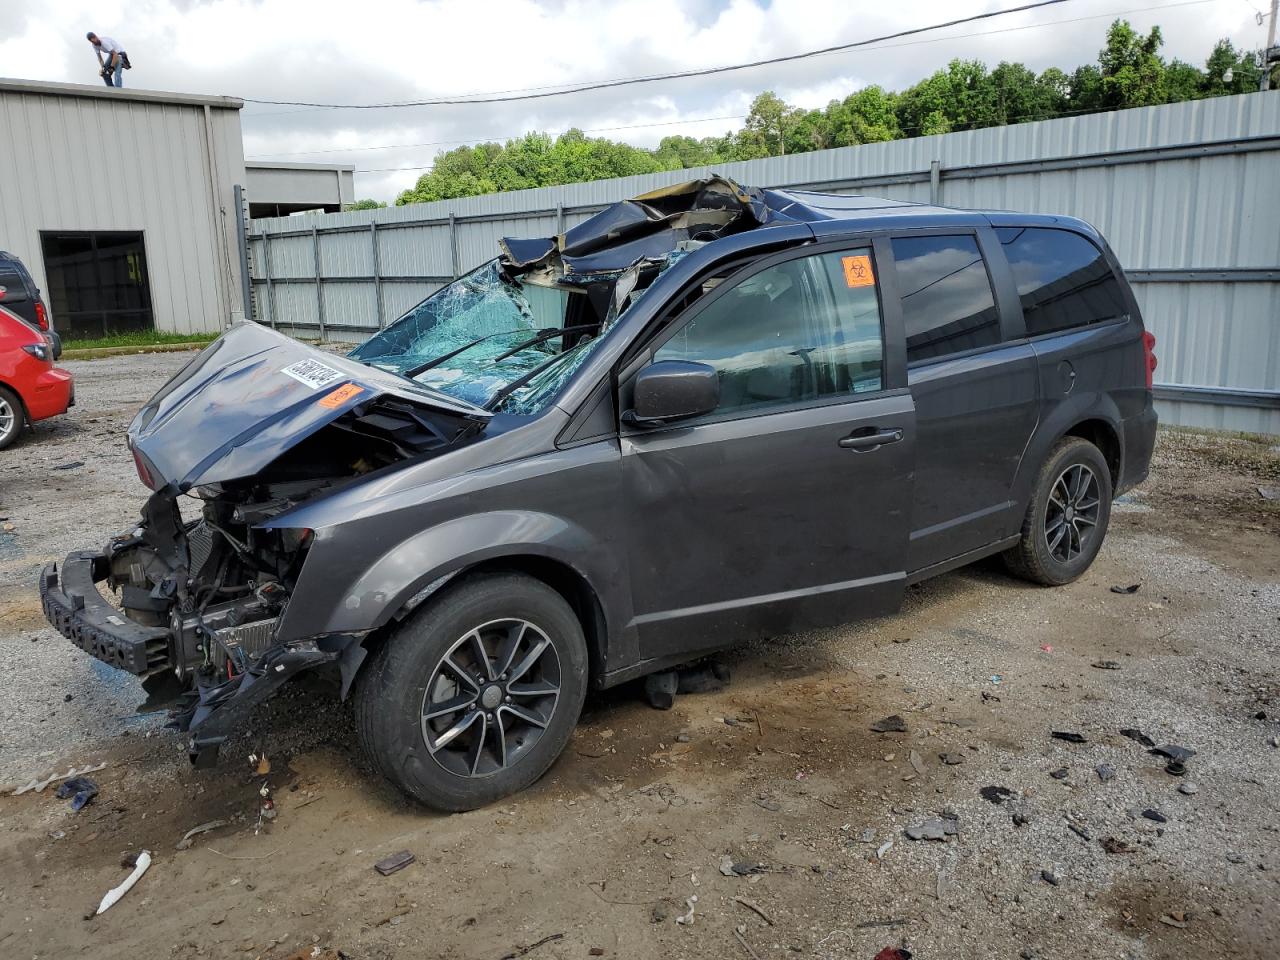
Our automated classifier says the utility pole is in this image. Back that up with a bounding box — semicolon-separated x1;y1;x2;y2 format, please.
1263;0;1279;91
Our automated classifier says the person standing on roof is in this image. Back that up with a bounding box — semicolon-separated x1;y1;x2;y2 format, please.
87;32;130;88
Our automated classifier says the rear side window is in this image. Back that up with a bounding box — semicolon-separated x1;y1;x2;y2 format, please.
995;227;1128;336
891;235;999;363
654;247;884;415
0;266;29;303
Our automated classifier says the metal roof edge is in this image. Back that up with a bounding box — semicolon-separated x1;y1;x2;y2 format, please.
0;77;243;110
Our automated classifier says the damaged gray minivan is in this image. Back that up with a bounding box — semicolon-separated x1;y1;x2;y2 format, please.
41;177;1157;810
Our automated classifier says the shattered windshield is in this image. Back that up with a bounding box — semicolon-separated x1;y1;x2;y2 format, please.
349;259;603;413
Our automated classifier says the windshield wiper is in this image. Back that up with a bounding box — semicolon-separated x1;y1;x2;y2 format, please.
401;327;530;379
485;340;591;411
488;324;599;364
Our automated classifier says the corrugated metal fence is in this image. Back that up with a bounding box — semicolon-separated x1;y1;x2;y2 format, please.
248;91;1280;434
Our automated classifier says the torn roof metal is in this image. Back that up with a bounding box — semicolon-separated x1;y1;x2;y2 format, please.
499;175;936;282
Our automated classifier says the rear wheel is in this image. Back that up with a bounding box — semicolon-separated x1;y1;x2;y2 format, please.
355;573;588;811
0;386;24;451
1004;436;1113;586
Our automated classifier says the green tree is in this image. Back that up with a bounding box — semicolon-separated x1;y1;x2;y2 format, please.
344;198;386;211
826;86;900;146
1098;19;1167;108
739;91;804;157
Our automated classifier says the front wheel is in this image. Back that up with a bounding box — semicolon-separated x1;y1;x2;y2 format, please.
355;573;588;811
1004;436;1113;586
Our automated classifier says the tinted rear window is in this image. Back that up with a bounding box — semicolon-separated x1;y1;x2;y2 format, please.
891;235;999;363
996;227;1128;336
0;267;28;303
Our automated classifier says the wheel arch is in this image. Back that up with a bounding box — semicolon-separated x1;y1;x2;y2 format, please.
451;555;609;688
1062;417;1121;489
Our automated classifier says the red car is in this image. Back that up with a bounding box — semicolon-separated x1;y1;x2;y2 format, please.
0;304;73;450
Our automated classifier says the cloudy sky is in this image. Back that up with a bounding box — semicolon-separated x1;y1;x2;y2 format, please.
3;0;1270;200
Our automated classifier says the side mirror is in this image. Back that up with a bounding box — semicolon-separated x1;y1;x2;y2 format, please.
629;359;719;425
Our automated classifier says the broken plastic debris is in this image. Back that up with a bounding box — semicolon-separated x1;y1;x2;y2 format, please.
1051;731;1088;744
95;850;151;915
176;819;229;850
1110;583;1142;594
979;786;1015;805
8;761;108;796
1149;744;1196;762
675;895;698;925
1119;727;1156;748
1091;660;1122;670
374;850;416;876
55;776;99;812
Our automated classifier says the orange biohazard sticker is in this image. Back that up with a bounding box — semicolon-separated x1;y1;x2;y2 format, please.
318;383;364;409
840;254;875;288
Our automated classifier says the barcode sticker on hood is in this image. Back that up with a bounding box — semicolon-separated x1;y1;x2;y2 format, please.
281;358;343;389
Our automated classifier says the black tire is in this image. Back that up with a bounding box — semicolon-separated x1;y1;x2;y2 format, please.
0;385;24;451
1004;436;1113;586
355;573;588;811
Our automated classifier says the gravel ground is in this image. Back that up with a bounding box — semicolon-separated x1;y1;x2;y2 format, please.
0;349;1277;960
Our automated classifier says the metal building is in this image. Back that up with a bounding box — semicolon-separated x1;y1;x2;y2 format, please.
0;78;248;339
245;162;354;218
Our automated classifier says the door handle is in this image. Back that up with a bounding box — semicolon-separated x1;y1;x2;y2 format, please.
838;428;903;451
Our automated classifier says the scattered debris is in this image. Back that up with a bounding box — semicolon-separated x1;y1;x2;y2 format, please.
909;750;925;775
93;850;151;916
1226;852;1246;864
876;840;893;861
7;761;108;796
1040;865;1063;886
1150;744;1196;762
1120;728;1156;748
1049;768;1070;780
733;897;774;925
374;850;416;876
249;752;271;776
675;895;698;926
734;926;762;960
1110;583;1142;594
500;932;566;959
52;461;85;471
982;691;1001;703
858;919;907;930
1159;912;1188;929
1051;731;1087;744
1178;782;1199;796
1101;837;1135;854
176;820;230;850
1012;809;1032;828
1165;760;1188;777
54;776;98;812
980;786;1015;805
989;675;1003;685
939;752;964;765
678;660;730;694
904;818;958;841
1039;644;1054;653
870;715;908;733
872;949;912;960
1096;763;1116;783
1142;809;1168;824
1067;820;1092;842
1257;485;1279;501
720;855;737;877
1091;660;1122;670
256;783;276;834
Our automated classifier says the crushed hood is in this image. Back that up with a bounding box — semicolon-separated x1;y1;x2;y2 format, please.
129;323;490;490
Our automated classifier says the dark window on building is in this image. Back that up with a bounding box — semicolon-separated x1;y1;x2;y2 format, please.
40;232;153;340
655;247;884;415
891;235;999;363
995;227;1128;336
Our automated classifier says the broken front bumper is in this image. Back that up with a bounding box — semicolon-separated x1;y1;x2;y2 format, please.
40;550;355;766
40;552;169;676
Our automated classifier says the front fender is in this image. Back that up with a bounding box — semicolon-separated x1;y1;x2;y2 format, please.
277;508;625;643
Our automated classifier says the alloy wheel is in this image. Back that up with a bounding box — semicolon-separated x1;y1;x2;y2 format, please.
0;395;16;444
1044;463;1100;563
420;618;562;778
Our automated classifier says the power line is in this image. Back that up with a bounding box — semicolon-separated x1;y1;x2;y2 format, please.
242;1;1075;109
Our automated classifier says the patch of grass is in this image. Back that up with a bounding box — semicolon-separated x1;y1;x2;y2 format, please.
62;330;219;351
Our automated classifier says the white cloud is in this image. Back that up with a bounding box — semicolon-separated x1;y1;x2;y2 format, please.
3;0;1268;200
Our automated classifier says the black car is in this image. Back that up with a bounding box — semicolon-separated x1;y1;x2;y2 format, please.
40;177;1157;810
0;251;61;359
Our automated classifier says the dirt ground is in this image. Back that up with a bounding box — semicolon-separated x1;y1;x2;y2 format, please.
1;350;1278;960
